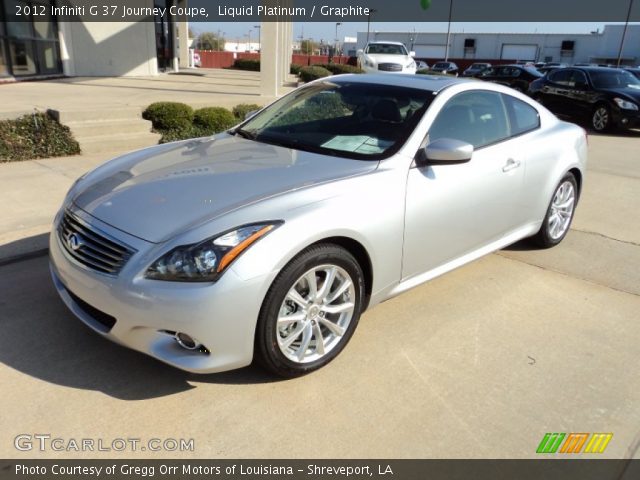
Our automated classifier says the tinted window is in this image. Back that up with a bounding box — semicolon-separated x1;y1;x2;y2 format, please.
428;91;510;149
503;95;540;136
366;43;407;55
588;70;640;89
549;69;573;85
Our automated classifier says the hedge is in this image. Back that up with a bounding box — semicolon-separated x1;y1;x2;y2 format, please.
232;103;261;120
0;112;80;162
232;59;260;71
299;66;332;83
142;102;194;131
312;63;364;75
193;107;237;134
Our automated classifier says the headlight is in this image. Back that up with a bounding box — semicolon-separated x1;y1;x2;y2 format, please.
614;97;638;110
145;222;281;282
365;58;375;67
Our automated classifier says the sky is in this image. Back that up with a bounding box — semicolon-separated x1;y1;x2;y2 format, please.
192;22;629;43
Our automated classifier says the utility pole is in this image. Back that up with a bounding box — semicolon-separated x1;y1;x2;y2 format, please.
335;22;342;56
445;0;454;61
616;0;634;67
254;25;261;51
366;9;377;44
248;30;252;53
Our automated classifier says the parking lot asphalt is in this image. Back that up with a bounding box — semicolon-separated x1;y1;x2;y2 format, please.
0;132;638;459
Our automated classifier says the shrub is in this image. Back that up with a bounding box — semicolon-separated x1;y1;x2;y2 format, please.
232;103;261;120
0;112;80;162
142;102;193;131
232;59;260;71
193;107;236;134
290;64;302;75
299;66;332;83
312;63;363;75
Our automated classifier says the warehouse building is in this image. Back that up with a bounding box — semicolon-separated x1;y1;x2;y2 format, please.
357;24;640;65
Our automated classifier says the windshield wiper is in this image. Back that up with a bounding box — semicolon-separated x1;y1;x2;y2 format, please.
234;128;257;140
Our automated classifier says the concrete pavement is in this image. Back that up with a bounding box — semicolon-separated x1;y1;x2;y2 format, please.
0;133;638;459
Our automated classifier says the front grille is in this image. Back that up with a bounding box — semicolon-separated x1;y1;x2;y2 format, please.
378;63;403;72
58;210;134;275
67;288;117;331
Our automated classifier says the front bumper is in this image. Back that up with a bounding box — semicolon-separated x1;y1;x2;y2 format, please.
612;108;640;129
49;208;271;374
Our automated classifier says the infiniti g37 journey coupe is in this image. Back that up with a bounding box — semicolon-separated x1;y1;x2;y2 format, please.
50;75;587;377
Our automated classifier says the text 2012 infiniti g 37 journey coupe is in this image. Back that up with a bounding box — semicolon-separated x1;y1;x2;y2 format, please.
50;75;587;377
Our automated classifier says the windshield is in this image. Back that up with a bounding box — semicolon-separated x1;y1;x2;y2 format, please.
236;81;434;160
366;43;408;55
434;63;450;69
588;70;640;89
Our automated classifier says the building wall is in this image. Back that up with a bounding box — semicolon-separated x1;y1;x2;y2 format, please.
59;21;157;77
357;25;640;65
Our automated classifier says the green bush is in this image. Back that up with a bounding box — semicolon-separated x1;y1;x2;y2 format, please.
193;107;236;134
0;112;80;162
232;103;262;120
290;64;302;75
142;102;193;131
299;66;332;83
312;63;363;75
232;59;260;71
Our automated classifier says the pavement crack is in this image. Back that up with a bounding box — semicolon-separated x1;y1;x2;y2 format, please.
571;228;640;247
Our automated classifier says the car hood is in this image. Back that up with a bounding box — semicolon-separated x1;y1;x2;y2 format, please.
365;53;411;65
72;134;378;243
600;86;640;103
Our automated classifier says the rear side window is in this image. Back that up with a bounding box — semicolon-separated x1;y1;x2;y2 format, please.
503;95;540;136
548;69;572;85
428;90;511;149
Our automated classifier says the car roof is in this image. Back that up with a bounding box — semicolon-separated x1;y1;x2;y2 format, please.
568;66;626;73
367;41;405;45
327;73;475;93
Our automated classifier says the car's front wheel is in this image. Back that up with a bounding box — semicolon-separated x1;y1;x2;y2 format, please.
592;104;612;132
255;244;365;378
531;173;578;248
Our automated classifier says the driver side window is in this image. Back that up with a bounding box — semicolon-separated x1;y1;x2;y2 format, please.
428;91;511;149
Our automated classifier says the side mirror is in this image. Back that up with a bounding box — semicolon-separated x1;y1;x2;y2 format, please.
244;110;259;120
416;138;474;166
356;49;364;56
410;51;416;57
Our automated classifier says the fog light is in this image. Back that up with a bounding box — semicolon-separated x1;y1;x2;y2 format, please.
621;118;629;125
175;332;201;351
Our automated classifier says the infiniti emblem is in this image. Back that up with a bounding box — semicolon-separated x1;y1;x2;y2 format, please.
66;232;84;251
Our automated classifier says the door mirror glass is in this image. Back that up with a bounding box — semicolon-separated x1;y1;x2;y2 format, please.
417;138;474;166
409;51;416;57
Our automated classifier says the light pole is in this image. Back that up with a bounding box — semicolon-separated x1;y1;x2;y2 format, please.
366;9;377;44
444;0;454;61
254;25;261;51
335;22;342;56
616;0;635;67
248;29;252;52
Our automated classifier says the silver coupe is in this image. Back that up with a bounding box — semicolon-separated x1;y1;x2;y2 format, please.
50;74;587;377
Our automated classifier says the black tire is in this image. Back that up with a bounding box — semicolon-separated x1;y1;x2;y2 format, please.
255;243;365;378
591;104;612;132
530;173;578;248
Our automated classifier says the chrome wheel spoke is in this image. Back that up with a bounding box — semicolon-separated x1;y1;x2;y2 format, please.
312;323;325;355
319;317;346;337
296;324;313;360
286;288;308;309
280;322;306;349
305;270;318;301
322;302;354;315
277;312;305;326
316;266;337;301
326;278;352;304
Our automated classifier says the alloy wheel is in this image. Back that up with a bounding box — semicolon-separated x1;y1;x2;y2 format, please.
592;107;609;131
276;264;355;364
548;181;575;240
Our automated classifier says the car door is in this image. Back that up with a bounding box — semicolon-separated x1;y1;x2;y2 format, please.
565;69;593;119
402;90;525;280
541;69;573;113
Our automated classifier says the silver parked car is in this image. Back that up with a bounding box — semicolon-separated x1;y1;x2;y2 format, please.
50;75;587;377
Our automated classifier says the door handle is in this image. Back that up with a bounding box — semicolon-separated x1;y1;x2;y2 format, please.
502;159;521;173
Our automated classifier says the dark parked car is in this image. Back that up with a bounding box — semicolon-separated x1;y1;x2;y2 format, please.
479;65;543;92
431;61;459;76
461;63;492;77
624;68;640;80
529;67;640;132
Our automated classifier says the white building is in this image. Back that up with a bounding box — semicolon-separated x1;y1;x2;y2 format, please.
357;25;640;65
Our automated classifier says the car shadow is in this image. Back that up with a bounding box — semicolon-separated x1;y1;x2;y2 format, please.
587;128;640;138
0;251;281;401
501;239;538;252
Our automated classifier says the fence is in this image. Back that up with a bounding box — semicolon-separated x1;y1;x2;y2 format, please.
195;51;355;69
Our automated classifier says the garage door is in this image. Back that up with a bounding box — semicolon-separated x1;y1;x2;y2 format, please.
414;45;447;59
501;44;538;61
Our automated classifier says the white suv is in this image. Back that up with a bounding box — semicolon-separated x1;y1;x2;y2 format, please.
357;41;417;74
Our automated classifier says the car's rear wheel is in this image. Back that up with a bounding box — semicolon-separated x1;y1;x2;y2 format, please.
592;104;611;132
531;173;578;248
255;244;365;378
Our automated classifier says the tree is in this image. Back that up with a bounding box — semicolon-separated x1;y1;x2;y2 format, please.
300;39;319;55
196;32;225;51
